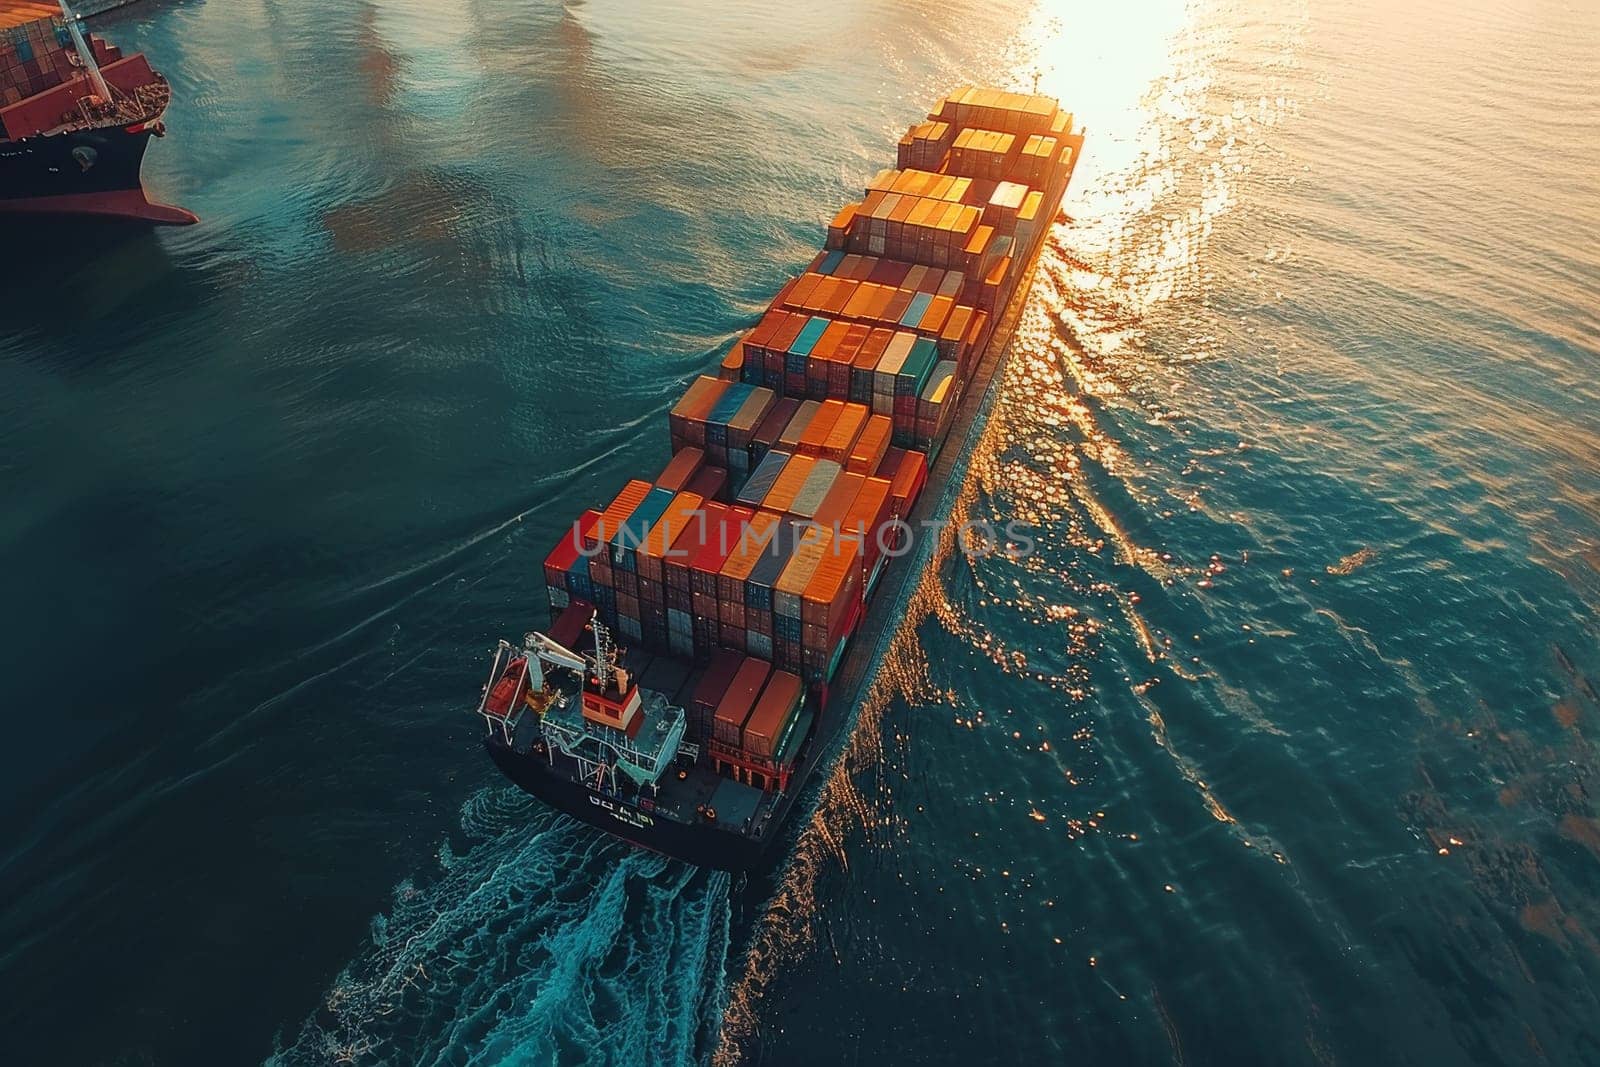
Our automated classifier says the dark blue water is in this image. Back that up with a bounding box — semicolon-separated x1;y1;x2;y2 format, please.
3;0;1598;1064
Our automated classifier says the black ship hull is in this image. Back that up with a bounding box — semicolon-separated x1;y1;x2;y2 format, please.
0;120;195;224
488;740;776;871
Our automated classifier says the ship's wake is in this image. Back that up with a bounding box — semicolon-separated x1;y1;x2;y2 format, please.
267;786;731;1066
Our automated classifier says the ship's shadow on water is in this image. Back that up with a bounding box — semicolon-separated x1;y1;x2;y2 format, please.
267;786;732;1067
0;218;207;358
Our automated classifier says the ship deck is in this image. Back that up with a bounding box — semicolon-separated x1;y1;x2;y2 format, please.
509;677;780;837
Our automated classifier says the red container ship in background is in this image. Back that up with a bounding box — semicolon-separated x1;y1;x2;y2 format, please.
474;88;1083;871
0;1;193;224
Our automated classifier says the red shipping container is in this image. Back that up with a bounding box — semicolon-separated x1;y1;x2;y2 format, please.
714;657;772;747
667;500;724;592
637;491;705;584
686;465;728;502
868;258;911;287
688;503;749;597
752;396;801;455
693;650;743;717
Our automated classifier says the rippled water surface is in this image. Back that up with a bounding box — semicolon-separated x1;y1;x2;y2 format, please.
2;0;1598;1064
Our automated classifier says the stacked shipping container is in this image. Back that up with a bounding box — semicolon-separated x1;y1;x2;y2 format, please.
0;12;124;109
540;86;1074;782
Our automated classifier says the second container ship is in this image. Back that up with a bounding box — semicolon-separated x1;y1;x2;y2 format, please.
0;1;193;223
473;87;1082;871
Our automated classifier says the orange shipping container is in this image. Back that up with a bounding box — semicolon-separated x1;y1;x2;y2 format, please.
822;403;868;463
939;304;974;359
798;400;845;457
639;492;705;564
770;311;809;354
820;278;855;316
714;657;772;747
853;330;893;383
847;414;893;474
718;511;781;604
841;281;882;321
592;479;653;548
802;533;863;633
719;342;743;381
812;472;866;532
840;476;893;576
670;376;729;424
657;447;705;493
786;273;824;309
888;449;929;515
834;323;870;374
775;529;834;618
862;284;897;324
812;319;852;366
919;295;954;335
764;454;817;513
742;670;804;761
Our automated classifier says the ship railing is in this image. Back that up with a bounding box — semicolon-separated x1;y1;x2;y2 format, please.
538;703;686;789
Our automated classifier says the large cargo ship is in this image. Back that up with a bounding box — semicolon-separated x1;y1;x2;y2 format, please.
473;88;1082;872
0;1;193;224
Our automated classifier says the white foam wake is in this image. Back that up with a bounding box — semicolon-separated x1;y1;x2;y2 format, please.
268;787;731;1066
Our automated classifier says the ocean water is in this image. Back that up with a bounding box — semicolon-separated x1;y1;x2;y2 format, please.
2;0;1598;1064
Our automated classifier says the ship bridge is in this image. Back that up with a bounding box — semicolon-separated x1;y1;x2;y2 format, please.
538;688;687;792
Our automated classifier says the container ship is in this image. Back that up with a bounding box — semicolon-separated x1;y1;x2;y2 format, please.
473;88;1082;871
0;1;194;224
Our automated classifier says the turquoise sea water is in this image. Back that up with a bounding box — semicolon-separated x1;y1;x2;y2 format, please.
2;0;1598;1063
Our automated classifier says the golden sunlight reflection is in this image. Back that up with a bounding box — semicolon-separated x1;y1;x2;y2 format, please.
719;2;1312;1058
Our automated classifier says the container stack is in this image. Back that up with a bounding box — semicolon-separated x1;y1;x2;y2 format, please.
668;377;729;452
0;14;121;108
897;119;955;170
700;381;775;495
945;127;1017;183
914;361;959;457
544;509;601;612
538;86;1078;783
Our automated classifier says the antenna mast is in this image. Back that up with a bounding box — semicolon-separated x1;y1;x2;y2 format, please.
590;614;617;691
